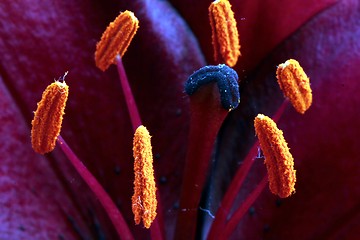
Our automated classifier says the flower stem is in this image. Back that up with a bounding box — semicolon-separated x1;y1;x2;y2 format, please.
115;56;164;240
57;135;134;240
208;100;289;239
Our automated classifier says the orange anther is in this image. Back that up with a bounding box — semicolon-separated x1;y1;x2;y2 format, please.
209;0;240;67
95;10;139;71
276;59;312;114
31;79;69;154
132;125;157;229
254;114;296;198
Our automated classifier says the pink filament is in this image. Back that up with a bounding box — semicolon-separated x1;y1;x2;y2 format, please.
57;135;134;240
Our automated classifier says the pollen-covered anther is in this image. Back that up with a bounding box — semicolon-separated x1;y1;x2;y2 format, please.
95;10;139;71
254;114;296;198
209;0;240;67
276;59;312;114
132;125;157;229
31;80;69;154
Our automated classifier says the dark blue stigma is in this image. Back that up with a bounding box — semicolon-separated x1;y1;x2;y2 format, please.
185;64;240;111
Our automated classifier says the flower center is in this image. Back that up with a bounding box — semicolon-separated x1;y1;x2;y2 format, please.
29;1;314;239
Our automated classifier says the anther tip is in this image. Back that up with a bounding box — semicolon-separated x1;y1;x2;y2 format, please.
209;0;240;67
95;10;139;71
31;80;69;154
254;114;296;198
276;59;312;114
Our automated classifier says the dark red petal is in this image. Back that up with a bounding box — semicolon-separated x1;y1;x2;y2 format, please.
0;76;101;239
210;1;360;239
0;0;204;239
169;0;336;73
117;0;206;237
0;1;129;238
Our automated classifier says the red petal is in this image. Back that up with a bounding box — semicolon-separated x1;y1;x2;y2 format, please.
0;0;204;239
0;77;103;239
211;1;360;239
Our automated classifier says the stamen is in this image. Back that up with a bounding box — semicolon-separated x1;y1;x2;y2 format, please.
254;114;296;198
209;0;240;67
31;79;69;154
95;10;139;71
116;56;164;239
207;101;288;240
132;125;157;229
276;59;312;114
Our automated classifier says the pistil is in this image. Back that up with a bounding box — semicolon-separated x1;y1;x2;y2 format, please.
175;64;240;239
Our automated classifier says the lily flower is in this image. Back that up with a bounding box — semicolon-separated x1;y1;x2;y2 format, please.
0;0;358;239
